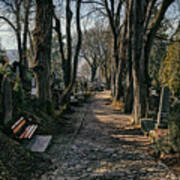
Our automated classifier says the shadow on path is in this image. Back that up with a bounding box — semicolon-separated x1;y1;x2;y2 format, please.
41;91;177;180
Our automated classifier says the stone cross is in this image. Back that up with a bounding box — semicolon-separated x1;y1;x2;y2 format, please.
156;87;170;128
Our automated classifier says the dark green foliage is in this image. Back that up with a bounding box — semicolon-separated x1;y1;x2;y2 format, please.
170;102;180;113
168;113;180;152
149;39;167;91
159;40;180;97
0;131;51;180
13;78;25;108
40;100;55;116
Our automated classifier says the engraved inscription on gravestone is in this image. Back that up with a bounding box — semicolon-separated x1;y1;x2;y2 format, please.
156;87;170;128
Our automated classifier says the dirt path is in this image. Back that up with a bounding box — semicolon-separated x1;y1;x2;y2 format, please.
40;91;177;180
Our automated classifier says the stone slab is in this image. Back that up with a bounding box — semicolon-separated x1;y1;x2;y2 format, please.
29;135;52;152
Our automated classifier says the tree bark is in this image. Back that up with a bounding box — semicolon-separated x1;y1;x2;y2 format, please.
32;0;53;103
91;66;97;82
59;0;82;105
124;0;133;113
131;0;146;125
114;4;128;102
103;61;111;89
104;0;122;98
143;0;175;116
22;0;31;75
111;62;116;97
131;0;175;125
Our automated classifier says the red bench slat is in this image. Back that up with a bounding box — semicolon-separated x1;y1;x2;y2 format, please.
13;120;26;134
11;117;24;130
12;117;38;139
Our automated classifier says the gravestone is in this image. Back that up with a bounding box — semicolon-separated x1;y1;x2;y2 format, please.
2;77;13;125
156;87;170;128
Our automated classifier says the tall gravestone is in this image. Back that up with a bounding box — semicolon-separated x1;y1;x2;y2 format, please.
2;77;13;125
156;87;170;128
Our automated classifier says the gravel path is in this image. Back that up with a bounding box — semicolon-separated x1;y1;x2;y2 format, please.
40;91;177;180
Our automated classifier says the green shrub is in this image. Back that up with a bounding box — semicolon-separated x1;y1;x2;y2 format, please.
168;113;180;152
170;102;180;113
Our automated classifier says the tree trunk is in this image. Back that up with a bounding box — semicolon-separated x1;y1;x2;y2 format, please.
91;66;97;82
124;79;133;113
22;0;31;82
111;63;116;97
33;0;53;103
124;0;133;114
101;61;111;89
63;61;71;87
103;0;123;98
105;70;111;90
114;11;128;102
142;0;175;117
59;0;82;106
64;0;73;88
114;60;125;101
131;0;146;125
131;0;175;125
14;0;26;86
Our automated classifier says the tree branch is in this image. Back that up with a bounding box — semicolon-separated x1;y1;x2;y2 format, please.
72;0;82;83
0;16;17;32
144;0;157;32
148;0;175;38
53;13;66;64
66;0;73;63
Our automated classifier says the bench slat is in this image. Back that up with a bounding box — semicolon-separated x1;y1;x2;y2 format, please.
28;125;38;139
12;117;38;139
24;125;34;139
19;125;31;139
11;117;24;130
19;130;26;139
13;120;26;134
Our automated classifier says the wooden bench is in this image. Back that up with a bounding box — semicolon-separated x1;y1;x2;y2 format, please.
11;117;38;139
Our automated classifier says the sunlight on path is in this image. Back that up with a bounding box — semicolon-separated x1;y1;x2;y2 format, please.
40;91;177;180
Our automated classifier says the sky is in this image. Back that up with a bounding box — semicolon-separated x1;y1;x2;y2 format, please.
0;25;16;50
0;0;179;50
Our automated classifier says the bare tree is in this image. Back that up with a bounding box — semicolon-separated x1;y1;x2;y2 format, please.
0;0;32;86
81;24;109;82
83;0;176;124
54;0;82;105
130;0;175;124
